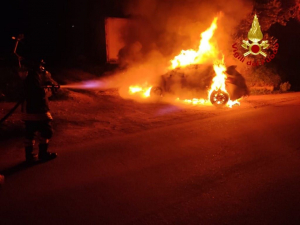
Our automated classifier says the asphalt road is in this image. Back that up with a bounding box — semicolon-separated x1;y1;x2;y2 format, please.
1;97;300;225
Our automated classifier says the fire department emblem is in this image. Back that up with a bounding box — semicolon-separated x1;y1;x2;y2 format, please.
242;14;269;57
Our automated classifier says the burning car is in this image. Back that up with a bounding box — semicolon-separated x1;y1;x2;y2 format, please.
126;16;249;107
150;64;249;107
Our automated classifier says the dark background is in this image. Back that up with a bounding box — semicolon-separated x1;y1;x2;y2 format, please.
268;19;300;90
1;0;124;66
1;0;300;89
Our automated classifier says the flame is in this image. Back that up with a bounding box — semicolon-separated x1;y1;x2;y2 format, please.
210;59;240;108
129;86;143;93
129;85;152;98
170;17;218;69
127;16;241;108
181;98;210;105
169;16;241;108
209;59;227;96
227;99;240;108
181;59;241;107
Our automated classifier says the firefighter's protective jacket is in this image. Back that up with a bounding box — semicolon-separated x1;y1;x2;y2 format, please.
22;70;56;121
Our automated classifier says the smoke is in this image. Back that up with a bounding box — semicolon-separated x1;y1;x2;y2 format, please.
121;0;253;63
108;0;254;100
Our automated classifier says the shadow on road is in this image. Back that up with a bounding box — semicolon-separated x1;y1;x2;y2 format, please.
0;161;42;177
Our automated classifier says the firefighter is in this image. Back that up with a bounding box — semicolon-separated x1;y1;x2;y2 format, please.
18;60;58;162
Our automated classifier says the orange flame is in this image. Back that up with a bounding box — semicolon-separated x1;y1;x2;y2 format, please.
129;85;152;98
170;17;240;108
127;16;241;108
171;17;218;69
210;60;227;95
181;59;240;108
210;59;240;108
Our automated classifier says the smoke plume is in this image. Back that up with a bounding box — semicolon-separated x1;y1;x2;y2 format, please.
121;0;253;64
109;0;254;99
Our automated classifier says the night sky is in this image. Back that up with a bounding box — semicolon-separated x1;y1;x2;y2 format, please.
1;0;124;65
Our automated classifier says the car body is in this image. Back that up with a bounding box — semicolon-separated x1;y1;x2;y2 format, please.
150;64;249;106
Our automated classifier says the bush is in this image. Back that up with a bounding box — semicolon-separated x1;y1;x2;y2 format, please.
279;82;291;92
249;86;274;95
245;66;281;88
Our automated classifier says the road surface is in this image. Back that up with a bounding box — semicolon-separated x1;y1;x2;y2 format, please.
1;94;300;224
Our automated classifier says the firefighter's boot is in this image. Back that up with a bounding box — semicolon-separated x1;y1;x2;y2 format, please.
38;144;57;161
25;146;37;163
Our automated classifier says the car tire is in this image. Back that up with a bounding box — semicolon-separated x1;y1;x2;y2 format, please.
150;86;163;97
210;90;229;107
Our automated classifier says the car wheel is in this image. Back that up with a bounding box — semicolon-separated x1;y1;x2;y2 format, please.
150;86;163;97
210;90;229;107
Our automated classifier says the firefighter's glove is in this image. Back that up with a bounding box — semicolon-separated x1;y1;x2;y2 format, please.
44;84;60;93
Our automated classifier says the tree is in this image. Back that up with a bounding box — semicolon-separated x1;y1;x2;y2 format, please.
232;0;299;89
294;0;300;21
233;0;298;52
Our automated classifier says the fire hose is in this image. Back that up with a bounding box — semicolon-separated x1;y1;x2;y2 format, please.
0;100;24;124
0;85;60;124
